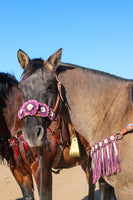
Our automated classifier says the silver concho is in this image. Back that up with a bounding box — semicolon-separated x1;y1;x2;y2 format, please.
99;141;103;147
41;106;46;113
110;135;115;141
27;103;34;111
104;138;108;144
49;110;54;117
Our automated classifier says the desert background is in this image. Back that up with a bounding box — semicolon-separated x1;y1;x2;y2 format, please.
0;164;99;200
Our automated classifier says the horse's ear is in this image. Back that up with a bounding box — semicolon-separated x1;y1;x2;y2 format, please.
17;49;30;69
45;48;62;72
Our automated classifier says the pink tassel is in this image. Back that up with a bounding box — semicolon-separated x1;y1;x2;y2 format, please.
97;149;102;181
101;147;105;176
109;142;114;174
110;134;120;173
109;135;116;173
93;151;97;184
92;151;95;184
113;140;120;172
90;134;121;184
91;146;95;184
103;145;107;176
91;144;99;184
95;144;99;183
105;144;111;176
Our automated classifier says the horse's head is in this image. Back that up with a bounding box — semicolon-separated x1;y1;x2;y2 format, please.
18;48;62;147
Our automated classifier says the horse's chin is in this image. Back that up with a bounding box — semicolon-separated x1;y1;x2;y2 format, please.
29;143;44;149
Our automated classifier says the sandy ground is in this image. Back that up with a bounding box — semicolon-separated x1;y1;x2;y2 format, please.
0;164;99;200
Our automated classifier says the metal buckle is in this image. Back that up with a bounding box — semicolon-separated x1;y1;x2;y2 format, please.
116;132;123;140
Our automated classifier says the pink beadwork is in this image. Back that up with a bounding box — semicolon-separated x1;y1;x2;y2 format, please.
18;100;55;121
91;134;120;184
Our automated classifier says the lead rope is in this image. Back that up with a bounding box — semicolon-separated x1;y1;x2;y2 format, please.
39;148;43;200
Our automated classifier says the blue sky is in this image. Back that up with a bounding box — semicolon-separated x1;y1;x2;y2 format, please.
0;0;133;80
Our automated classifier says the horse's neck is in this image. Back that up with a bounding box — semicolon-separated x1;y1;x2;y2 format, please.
0;115;10;137
59;65;133;146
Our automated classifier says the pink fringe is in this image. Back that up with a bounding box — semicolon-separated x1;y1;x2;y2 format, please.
91;134;120;184
103;147;106;177
105;144;110;176
92;150;97;184
97;149;102;181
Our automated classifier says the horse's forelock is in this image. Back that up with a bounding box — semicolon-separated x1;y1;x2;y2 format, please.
21;58;47;80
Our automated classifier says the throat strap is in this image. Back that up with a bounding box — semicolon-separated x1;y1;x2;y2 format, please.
55;72;64;102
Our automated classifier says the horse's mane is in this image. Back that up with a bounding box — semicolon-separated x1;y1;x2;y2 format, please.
19;54;132;83
59;62;132;82
0;72;18;100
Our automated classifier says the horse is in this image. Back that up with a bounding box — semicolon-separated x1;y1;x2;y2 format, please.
0;73;115;200
0;73;34;198
0;72;98;200
17;48;133;200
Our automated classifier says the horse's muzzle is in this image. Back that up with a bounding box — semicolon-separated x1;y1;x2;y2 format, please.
22;125;45;148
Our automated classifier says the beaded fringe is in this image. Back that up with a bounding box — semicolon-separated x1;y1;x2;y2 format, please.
90;134;120;184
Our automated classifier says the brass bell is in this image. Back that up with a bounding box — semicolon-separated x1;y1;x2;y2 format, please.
69;136;80;157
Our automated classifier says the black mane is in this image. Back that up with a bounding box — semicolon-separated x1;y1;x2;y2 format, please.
0;73;18;99
21;57;132;84
59;62;133;82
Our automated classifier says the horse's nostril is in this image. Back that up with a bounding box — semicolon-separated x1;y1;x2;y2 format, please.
37;127;41;137
36;126;44;140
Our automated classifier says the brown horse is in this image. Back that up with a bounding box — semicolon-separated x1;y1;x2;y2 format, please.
1;72;95;200
0;73;34;198
18;48;133;199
